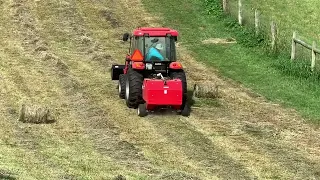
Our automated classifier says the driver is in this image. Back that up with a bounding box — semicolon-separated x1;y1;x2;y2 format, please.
145;38;165;61
155;43;164;53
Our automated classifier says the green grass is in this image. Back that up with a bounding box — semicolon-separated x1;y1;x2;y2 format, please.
223;0;320;62
141;0;320;123
234;0;320;42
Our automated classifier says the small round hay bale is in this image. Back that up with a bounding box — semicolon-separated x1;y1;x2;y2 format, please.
18;104;56;124
193;82;219;99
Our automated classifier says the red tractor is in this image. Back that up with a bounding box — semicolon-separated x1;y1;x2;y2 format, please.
111;27;190;117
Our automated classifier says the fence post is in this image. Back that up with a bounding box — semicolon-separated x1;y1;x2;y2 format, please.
270;21;277;51
238;0;243;25
291;31;297;61
311;41;316;71
255;9;260;35
223;0;228;13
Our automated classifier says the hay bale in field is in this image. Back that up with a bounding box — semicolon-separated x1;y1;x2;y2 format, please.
192;82;219;99
18;104;56;124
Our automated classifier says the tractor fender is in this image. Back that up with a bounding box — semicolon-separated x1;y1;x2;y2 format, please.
111;64;125;80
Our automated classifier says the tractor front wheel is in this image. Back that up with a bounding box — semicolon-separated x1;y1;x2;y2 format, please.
125;68;144;109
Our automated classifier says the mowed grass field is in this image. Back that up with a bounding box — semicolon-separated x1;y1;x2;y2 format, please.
142;0;320;122
0;0;320;179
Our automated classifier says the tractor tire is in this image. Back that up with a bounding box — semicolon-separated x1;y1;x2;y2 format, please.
125;68;144;109
118;74;126;99
170;70;187;94
170;70;188;110
170;70;187;95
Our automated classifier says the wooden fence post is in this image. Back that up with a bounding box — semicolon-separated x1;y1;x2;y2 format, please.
311;41;316;71
238;0;243;25
223;0;228;13
270;21;277;51
255;9;260;35
291;31;297;60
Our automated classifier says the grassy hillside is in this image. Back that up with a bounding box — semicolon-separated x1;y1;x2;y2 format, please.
142;0;320;122
224;0;320;62
1;0;320;179
232;0;320;42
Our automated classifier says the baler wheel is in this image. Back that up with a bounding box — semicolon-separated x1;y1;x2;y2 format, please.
125;68;144;108
118;74;126;99
181;103;191;117
137;103;148;117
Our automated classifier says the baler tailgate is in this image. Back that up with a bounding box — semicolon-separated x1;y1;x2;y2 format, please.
143;79;183;106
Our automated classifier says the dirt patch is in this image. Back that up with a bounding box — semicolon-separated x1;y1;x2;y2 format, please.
202;37;237;44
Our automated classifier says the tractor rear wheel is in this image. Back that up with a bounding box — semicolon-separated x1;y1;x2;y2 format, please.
125;68;144;108
170;70;188;110
170;70;187;95
118;74;126;99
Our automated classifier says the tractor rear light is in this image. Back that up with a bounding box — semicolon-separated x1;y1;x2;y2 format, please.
169;62;183;69
132;62;145;70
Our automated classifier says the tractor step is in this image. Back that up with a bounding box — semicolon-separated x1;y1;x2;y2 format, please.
111;64;125;80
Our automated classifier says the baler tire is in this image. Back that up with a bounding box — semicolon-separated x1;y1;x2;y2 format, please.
125;68;144;109
118;74;126;99
138;103;148;117
181;103;191;117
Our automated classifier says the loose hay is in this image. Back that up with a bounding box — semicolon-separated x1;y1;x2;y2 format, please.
202;38;236;44
18;104;56;124
193;81;219;99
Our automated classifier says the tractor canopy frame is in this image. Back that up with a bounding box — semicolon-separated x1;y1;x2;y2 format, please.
122;27;179;62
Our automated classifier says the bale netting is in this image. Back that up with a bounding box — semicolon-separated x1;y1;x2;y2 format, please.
18;104;56;124
192;81;219;99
